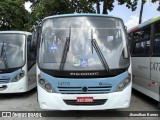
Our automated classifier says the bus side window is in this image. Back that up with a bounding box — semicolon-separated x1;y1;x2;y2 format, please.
153;22;160;55
27;35;36;71
132;31;143;54
132;27;151;56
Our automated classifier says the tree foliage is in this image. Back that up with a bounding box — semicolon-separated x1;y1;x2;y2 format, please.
138;0;160;24
25;0;96;30
151;0;160;11
0;0;30;30
93;0;160;14
29;0;95;20
92;0;139;14
0;0;160;31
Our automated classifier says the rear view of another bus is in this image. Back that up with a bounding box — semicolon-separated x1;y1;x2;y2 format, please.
0;31;36;93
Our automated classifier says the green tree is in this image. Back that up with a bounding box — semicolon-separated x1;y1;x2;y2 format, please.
26;0;160;29
152;0;160;11
25;0;96;29
139;0;160;24
92;0;138;14
28;0;95;20
0;0;30;30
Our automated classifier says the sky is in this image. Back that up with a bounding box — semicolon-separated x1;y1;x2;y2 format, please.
107;0;160;29
24;0;160;29
25;1;32;13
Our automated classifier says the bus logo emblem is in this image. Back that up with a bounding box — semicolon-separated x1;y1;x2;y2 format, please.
82;86;88;92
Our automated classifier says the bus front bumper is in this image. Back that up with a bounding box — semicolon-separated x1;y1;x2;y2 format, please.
0;77;28;93
38;83;132;110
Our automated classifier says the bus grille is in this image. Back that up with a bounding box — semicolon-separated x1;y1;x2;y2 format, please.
58;86;112;94
0;79;10;84
63;99;107;106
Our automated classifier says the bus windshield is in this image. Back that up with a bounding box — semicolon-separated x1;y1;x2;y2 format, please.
0;34;25;70
39;16;129;71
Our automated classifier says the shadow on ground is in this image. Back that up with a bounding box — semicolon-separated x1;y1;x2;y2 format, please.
132;88;159;110
0;87;37;100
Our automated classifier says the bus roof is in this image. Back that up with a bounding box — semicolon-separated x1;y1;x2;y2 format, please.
0;31;32;35
42;13;122;21
128;16;160;33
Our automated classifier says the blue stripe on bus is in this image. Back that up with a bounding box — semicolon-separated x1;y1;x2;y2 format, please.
0;69;22;84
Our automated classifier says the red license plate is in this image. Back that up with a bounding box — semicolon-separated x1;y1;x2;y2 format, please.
76;97;93;103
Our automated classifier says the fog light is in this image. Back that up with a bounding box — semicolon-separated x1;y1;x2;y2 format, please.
45;83;52;90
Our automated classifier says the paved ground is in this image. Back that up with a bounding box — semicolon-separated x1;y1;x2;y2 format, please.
0;88;159;120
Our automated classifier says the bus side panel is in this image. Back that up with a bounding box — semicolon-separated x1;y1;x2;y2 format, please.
150;57;160;101
27;64;37;91
151;57;160;82
132;57;160;101
133;76;159;101
132;57;150;78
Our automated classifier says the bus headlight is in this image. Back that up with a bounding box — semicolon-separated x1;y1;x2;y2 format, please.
12;70;25;82
45;83;52;90
38;78;54;93
115;78;131;92
19;72;25;77
39;79;45;85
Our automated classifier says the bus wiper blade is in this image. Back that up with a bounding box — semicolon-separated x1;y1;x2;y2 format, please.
59;27;71;71
0;42;8;69
91;29;110;72
0;42;4;57
92;39;110;72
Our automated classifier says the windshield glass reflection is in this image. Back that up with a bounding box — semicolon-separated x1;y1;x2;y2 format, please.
39;16;129;71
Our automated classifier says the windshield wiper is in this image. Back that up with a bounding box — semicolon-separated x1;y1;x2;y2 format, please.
91;29;110;72
0;42;8;69
59;27;71;71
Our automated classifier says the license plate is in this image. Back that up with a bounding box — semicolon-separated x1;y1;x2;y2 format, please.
76;97;93;103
